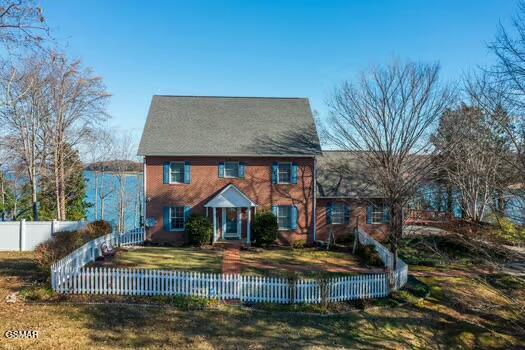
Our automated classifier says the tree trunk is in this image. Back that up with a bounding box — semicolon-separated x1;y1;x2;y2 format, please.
390;200;404;271
1;178;5;221
94;171;99;221
446;182;453;214
58;148;66;220
54;147;61;220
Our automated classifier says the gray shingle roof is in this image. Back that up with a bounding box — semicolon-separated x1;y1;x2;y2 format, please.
137;96;322;156
316;151;384;199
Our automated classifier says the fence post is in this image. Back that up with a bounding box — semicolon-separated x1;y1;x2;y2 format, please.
19;219;26;251
52;219;59;235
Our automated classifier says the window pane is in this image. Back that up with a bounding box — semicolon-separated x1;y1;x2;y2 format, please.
170;163;184;183
332;205;344;224
278;206;291;229
371;206;384;224
278;164;291;183
170;206;185;230
224;162;239;178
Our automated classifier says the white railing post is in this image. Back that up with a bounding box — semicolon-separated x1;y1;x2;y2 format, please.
19;219;26;252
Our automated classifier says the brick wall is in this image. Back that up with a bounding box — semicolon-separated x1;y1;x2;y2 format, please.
315;198;390;243
145;156;315;245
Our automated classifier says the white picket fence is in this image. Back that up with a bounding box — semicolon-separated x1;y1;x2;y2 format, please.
356;229;408;290
51;228;145;276
52;269;391;302
51;228;408;303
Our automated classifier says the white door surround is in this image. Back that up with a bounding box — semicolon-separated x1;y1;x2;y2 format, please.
204;184;257;244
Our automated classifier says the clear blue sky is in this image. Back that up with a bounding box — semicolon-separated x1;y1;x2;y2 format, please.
42;0;520;144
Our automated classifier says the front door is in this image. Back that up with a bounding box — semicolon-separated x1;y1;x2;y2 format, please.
223;208;239;239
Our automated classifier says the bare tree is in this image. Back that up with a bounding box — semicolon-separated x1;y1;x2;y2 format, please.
110;131;138;232
44;53;110;220
489;1;525;110
0;56;48;219
0;0;49;51
433;104;510;222
84;127;113;220
326;61;452;268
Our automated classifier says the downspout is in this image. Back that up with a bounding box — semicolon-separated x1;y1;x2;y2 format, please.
312;156;317;242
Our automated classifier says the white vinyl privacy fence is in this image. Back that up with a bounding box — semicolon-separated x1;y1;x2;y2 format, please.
0;220;88;251
52;228;408;304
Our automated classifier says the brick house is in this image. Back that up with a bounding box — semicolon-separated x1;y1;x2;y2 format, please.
138;96;389;245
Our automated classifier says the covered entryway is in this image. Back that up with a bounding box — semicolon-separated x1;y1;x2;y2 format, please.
204;184;257;244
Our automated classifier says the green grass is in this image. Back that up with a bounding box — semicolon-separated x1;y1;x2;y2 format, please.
96;246;223;273
1;246;525;349
241;247;372;278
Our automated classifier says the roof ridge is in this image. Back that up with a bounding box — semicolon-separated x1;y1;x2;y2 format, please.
153;95;307;100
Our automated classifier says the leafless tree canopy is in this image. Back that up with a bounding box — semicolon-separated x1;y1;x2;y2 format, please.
0;52;111;220
489;1;525;110
433;104;510;222
0;0;48;51
327;61;452;202
326;61;453;266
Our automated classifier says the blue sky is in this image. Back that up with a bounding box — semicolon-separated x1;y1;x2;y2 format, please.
42;0;520;144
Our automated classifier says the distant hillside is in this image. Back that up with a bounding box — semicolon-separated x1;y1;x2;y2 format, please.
85;160;142;173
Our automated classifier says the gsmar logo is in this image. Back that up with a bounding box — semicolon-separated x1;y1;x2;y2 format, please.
4;330;39;339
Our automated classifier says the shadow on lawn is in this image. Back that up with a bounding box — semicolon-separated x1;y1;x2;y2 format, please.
77;301;507;349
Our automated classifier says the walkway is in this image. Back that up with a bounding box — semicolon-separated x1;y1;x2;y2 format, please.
222;245;241;274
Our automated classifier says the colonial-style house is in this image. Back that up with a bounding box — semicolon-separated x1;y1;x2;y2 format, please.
138;95;389;245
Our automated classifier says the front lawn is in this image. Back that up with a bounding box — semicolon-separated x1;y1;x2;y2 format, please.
90;246;223;273
240;247;384;278
1;251;525;349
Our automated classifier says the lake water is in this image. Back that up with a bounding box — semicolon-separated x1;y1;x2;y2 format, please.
83;171;523;229
84;171;143;231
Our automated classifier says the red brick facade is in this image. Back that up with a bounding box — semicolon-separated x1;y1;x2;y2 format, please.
315;198;389;243
145;156;315;245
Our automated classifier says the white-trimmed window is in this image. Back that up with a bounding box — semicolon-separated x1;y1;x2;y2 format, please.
224;162;240;178
371;206;384;224
277;206;292;230
170;206;185;231
278;163;292;183
331;204;345;224
170;162;184;183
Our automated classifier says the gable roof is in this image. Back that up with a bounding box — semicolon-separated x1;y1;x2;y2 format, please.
316;151;385;199
137;96;322;156
204;184;257;208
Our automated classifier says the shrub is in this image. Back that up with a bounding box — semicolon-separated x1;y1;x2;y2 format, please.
19;286;56;301
292;239;307;249
253;211;278;247
34;220;112;273
83;220;112;240
491;215;525;246
186;214;212;246
355;243;384;267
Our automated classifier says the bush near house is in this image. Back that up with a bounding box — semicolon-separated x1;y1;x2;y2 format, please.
186;215;213;246
355;243;383;267
34;220;112;273
253;211;278;247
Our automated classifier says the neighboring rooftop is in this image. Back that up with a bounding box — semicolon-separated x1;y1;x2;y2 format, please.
137;95;322;156
316;150;384;199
